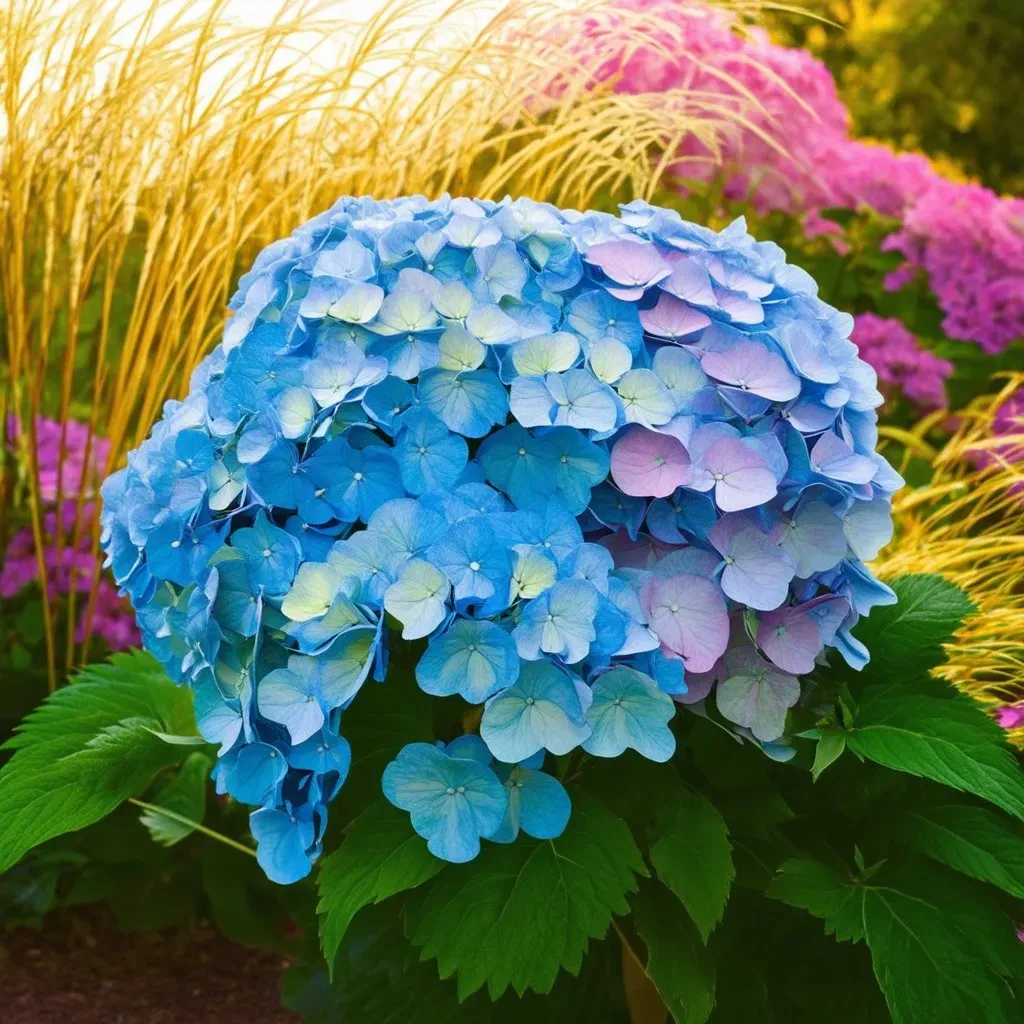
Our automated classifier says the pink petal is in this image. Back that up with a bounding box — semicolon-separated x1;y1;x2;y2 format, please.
641;573;729;673
661;252;717;306
586;240;671;288
757;605;823;674
702;437;778;511
610;426;692;498
639;293;712;340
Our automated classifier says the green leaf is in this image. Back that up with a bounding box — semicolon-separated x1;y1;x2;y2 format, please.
318;799;443;972
811;732;846;781
905;804;1024;898
138;751;211;846
770;857;1018;1023
649;785;734;942
201;841;295;950
846;683;1024;821
862;885;1011;1024
766;857;865;943
630;879;715;1024
0;651;197;874
849;574;974;678
408;789;646;1000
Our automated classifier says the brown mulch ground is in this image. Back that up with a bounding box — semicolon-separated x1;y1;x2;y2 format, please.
1;909;300;1024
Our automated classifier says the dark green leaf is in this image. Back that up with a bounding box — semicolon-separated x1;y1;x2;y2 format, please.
408;789;646;1000
811;732;846;781
766;857;864;943
338;673;434;818
139;751;211;846
862;885;1011;1024
846;684;1024;821
849;574;974;678
0;651;197;874
906;804;1024;898
771;856;1018;1024
631;879;715;1024
318;799;442;971
650;785;734;942
201;841;296;950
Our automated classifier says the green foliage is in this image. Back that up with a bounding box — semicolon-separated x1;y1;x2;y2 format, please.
318;799;443;970
846;683;1024;821
905;804;1024;899
773;857;1019;1023
3;575;1024;1024
848;574;976;678
649;782;734;942
139;751;212;846
407;790;646;1000
630;879;715;1024
0;650;199;874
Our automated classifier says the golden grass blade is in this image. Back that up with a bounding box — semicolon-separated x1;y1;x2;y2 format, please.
876;374;1024;739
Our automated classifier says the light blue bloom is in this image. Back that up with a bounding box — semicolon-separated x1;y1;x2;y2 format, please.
257;638;375;743
480;660;591;762
216;742;287;806
367;498;447;559
362;376;416;435
322;442;404;524
425;517;510;609
250;803;318;884
417;366;508;438
383;558;450;639
287;728;352;779
382;742;507;862
583;666;676;761
513;579;600;664
304;340;387;408
416;618;519;703
510;370;620;433
229;510;302;597
441;734;494;766
102;193;902;881
489;761;571;843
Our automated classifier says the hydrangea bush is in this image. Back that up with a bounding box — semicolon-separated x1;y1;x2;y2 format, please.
100;194;902;884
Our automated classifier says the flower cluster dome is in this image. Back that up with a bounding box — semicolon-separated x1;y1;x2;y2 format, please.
101;194;901;882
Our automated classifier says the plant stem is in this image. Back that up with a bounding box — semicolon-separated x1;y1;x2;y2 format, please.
615;921;668;1024
129;798;257;858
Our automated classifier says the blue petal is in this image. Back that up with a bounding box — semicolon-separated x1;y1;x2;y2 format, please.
416;619;520;703
480;660;590;762
489;765;571;843
381;742;507;863
250;807;316;884
583;666;676;762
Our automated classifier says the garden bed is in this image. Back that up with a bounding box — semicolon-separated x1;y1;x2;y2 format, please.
3;909;297;1024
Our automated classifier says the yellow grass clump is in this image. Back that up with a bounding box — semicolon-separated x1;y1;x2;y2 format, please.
0;0;772;684
876;375;1024;737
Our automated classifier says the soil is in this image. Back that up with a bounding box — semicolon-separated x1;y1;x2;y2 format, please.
1;909;300;1024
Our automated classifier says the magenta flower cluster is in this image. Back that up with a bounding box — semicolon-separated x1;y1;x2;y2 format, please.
1;417;139;652
588;1;1024;355
850;314;952;411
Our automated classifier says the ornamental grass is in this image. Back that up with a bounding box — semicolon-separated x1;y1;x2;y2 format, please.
0;0;769;686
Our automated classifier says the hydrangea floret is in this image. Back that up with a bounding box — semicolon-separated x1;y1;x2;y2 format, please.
101;194;900;883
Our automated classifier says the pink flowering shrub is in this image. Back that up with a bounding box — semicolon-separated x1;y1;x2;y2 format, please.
851;313;952;411
1;418;138;653
588;1;1024;360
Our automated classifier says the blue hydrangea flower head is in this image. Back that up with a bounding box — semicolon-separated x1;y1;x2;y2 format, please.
102;194;899;878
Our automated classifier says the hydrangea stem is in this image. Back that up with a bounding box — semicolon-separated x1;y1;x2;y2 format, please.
128;798;257;858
